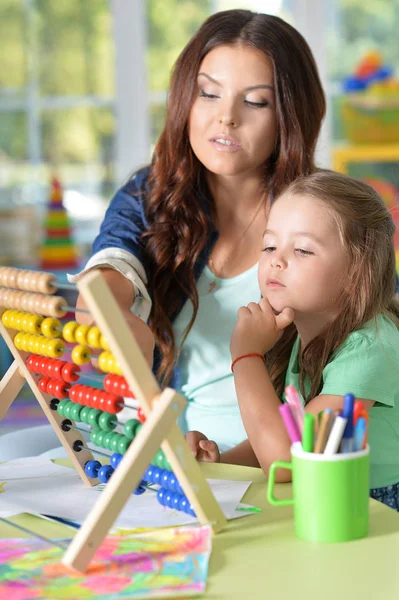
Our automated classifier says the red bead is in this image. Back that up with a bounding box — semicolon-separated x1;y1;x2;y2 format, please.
77;386;89;405
103;374;115;394
53;380;70;399
47;379;58;396
104;394;123;414
137;407;146;423
85;388;96;408
46;359;62;380
61;362;80;383
39;357;50;375
69;384;83;402
26;355;36;371
38;376;50;393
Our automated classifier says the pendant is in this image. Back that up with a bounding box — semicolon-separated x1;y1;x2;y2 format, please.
208;280;217;293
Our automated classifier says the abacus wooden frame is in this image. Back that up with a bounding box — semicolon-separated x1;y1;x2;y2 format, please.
62;270;226;572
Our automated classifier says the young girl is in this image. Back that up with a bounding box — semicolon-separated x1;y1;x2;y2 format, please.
192;170;399;510
0;9;326;459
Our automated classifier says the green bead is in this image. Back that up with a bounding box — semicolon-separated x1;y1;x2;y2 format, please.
117;436;131;454
103;431;114;449
87;408;102;428
153;449;165;469
163;457;171;471
90;429;99;444
123;419;141;439
63;401;73;419
70;404;83;422
99;412;117;432
80;406;91;424
57;398;69;417
110;433;121;452
96;430;106;447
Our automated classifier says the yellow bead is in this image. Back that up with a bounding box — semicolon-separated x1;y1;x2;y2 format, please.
1;309;14;328
13;311;24;330
13;331;25;350
22;313;43;334
33;336;43;353
86;326;102;349
62;321;79;343
21;333;33;353
74;324;91;345
48;338;65;358
100;334;110;350
41;317;62;338
98;351;110;372
29;333;42;354
71;344;91;365
7;310;19;329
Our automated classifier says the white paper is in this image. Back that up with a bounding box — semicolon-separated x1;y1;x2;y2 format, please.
0;457;73;480
0;458;252;528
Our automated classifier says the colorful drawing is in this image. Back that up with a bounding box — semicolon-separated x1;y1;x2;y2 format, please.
0;525;212;599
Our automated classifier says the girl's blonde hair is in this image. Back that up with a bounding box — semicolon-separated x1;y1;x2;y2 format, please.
265;170;399;402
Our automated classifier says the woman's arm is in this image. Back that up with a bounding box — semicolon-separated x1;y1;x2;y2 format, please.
76;268;155;366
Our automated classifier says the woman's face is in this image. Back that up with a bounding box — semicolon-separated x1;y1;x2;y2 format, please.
188;44;277;179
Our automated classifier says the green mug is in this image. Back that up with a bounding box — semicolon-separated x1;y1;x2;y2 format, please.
267;442;370;543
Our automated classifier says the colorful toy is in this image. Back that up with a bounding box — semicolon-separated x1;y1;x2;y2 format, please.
0;266;226;573
341;52;399;144
39;177;79;270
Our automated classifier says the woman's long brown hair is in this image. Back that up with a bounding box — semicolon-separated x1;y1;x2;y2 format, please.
265;170;399;403
141;9;326;383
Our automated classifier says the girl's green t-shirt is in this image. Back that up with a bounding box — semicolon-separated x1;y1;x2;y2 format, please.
285;315;399;489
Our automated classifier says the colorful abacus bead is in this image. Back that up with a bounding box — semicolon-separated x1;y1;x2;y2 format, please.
63;321;79;343
41;317;62;338
87;326;102;349
98;465;114;483
71;344;91;365
74;325;91;345
103;374;135;398
85;460;101;478
137;407;146;423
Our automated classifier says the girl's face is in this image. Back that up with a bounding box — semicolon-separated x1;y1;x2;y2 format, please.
258;193;348;317
188;44;277;178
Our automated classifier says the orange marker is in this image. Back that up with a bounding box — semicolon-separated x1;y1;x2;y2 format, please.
359;409;369;449
353;400;365;425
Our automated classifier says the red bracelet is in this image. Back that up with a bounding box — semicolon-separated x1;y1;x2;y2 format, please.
231;353;265;373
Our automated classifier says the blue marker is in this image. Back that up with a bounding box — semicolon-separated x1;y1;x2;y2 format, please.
341;393;355;453
353;417;367;451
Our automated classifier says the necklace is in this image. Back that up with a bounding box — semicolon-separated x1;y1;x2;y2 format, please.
207;196;265;293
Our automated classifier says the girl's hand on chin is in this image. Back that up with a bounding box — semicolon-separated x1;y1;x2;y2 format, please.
231;297;295;358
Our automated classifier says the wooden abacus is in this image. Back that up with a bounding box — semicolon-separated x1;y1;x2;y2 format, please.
0;266;226;573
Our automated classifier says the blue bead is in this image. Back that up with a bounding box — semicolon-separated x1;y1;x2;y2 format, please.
110;452;123;469
98;464;114;483
187;504;196;517
168;473;179;492
152;467;163;486
157;487;167;506
161;471;171;489
171;492;182;511
133;482;146;495
84;460;101;478
165;491;174;508
178;495;189;512
143;465;155;483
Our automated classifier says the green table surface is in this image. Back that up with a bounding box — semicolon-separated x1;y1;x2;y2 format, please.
1;461;399;599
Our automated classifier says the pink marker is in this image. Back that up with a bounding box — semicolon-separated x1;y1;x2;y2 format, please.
279;404;302;444
285;385;305;432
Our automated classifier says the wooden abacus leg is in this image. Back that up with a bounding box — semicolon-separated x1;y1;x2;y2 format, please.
62;387;186;572
0;361;25;420
0;319;97;486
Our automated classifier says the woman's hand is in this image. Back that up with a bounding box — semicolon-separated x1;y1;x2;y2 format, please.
230;297;294;359
185;431;220;462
